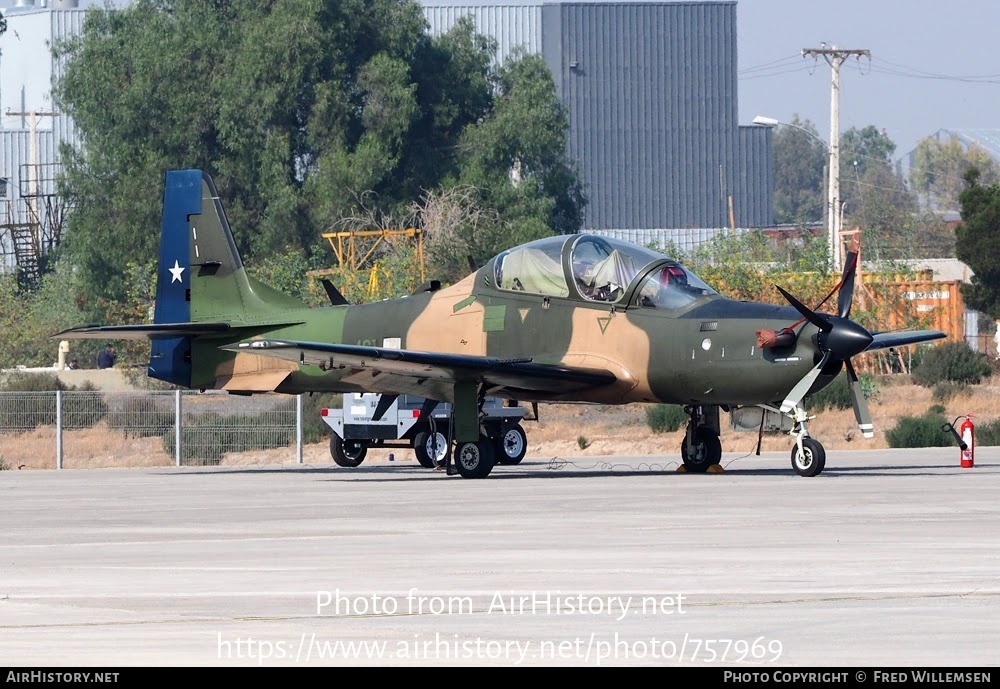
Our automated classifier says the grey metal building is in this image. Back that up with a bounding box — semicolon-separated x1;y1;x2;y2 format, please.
422;0;774;238
0;1;84;274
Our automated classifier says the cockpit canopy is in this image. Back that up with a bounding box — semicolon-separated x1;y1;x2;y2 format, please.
491;234;716;310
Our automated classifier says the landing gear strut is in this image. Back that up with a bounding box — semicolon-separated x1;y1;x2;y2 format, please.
451;382;497;479
788;404;825;477
681;405;722;473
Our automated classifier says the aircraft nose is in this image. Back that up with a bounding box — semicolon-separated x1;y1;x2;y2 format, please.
821;317;874;360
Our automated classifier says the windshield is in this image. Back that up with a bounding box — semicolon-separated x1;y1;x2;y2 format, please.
493;236;569;297
634;262;717;311
570;235;663;302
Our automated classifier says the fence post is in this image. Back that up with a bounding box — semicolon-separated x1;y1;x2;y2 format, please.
175;389;182;467
55;389;63;470
296;394;304;464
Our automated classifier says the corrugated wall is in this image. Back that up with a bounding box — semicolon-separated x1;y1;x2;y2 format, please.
422;3;544;62
589;227;748;255
737;125;773;227
49;9;87;153
544;1;747;231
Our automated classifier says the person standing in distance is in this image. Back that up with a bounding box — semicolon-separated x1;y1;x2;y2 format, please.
97;344;116;369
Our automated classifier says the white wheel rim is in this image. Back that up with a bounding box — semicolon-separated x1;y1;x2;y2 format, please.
459;445;480;470
796;448;813;469
424;433;448;462
503;429;524;458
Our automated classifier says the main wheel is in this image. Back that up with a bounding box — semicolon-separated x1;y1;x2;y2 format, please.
455;438;496;479
495;424;528;465
330;436;367;468
414;430;450;469
791;437;826;477
680;427;722;473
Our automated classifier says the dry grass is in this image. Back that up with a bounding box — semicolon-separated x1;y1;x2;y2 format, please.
2;380;997;470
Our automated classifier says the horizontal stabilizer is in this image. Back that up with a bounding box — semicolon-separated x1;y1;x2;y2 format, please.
866;330;946;352
55;322;235;340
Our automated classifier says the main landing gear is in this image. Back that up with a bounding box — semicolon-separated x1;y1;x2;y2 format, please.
680;405;723;473
452;422;528;478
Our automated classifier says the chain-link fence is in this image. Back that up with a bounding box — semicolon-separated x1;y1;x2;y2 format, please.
0;390;303;470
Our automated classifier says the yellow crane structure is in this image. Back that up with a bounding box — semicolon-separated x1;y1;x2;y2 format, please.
308;228;426;302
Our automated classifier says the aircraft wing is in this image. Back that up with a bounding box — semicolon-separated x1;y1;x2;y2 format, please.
221;339;619;397
865;330;947;352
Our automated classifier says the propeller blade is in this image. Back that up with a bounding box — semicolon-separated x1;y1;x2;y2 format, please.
838;236;860;319
775;285;831;332
780;351;831;413
845;359;874;439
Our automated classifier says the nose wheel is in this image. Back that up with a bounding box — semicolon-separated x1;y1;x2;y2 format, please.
787;404;825;477
791;437;826;477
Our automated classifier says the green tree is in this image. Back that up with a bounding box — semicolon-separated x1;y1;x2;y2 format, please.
839;125;897;212
956;167;1000;319
55;2;583;313
772;116;826;225
910;134;1000;209
844;162;918;261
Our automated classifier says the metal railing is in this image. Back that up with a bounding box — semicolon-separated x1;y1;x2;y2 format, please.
0;390;304;470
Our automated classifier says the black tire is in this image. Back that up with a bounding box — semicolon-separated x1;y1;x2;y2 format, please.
330;436;367;468
455;438;496;479
414;430;450;469
495;424;528;465
680;427;722;473
791;437;826;477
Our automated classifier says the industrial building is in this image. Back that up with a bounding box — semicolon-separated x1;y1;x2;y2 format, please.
0;0;83;280
0;0;775;278
422;0;774;245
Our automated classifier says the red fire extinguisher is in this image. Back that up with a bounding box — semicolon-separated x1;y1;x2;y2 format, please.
960;415;975;468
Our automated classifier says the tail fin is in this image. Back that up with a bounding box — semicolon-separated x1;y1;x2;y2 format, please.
154;169;305;324
147;170;307;386
57;170;308;388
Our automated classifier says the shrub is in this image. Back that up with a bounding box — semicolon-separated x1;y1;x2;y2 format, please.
162;412;293;465
0;374;107;432
577;435;590;450
928;404;947;415
931;382;968;402
806;372;878;411
107;395;175;438
0;372;68;392
645;404;687;433
885;413;954;448
912;342;991;387
975;418;1000;447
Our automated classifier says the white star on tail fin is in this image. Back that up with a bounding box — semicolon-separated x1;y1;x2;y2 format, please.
169;260;185;283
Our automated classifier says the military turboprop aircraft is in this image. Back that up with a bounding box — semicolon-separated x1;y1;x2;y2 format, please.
60;170;946;478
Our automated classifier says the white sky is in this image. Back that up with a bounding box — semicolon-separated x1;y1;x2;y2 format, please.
736;0;1000;159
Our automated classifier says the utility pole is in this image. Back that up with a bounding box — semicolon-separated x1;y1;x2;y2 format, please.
802;46;869;274
5;109;59;223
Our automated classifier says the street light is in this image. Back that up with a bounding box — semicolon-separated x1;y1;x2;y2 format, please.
753;115;843;273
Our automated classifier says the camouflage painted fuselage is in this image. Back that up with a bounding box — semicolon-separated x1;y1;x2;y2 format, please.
198;258;831;409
